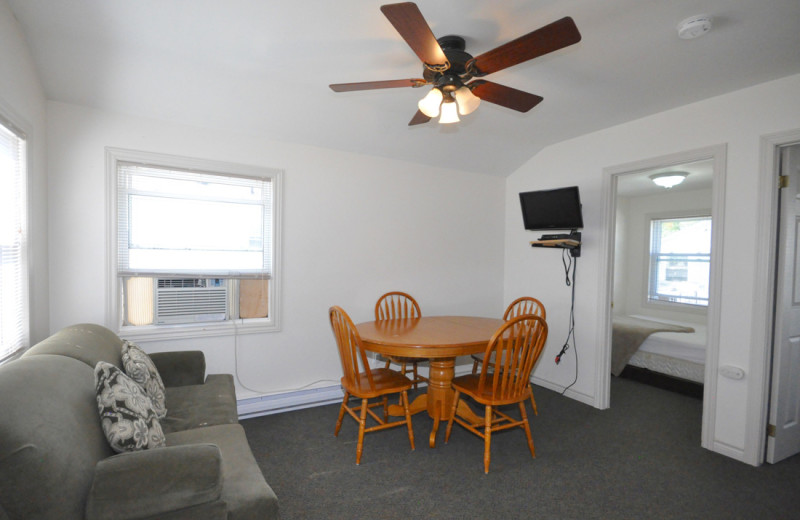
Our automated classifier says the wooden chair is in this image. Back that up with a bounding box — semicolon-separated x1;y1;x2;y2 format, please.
329;306;415;464
375;291;428;389
446;314;548;473
471;297;546;414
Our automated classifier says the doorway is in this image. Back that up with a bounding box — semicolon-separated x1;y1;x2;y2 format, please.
596;145;726;452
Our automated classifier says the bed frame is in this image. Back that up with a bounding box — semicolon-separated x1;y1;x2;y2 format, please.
620;362;703;399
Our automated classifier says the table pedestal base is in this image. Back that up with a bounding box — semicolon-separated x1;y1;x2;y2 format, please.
386;357;483;447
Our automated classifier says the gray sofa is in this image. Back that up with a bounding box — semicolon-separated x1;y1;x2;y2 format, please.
0;323;279;520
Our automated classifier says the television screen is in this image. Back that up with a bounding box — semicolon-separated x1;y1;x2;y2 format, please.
519;186;583;231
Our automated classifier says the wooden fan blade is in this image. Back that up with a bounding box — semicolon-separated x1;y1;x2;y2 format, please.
381;2;447;67
408;109;432;126
330;79;426;92
471;17;581;76
469;80;543;112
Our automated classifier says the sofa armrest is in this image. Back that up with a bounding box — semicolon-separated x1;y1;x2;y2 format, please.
86;444;225;520
149;351;206;387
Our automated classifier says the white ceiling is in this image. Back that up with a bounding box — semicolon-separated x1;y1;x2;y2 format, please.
616;158;714;197
7;0;800;176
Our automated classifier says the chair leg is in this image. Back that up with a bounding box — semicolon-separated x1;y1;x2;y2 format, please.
335;392;349;436
484;404;493;474
471;359;479;374
529;385;538;416
402;390;415;451
384;358;392;370
382;396;389;423
445;390;460;443
411;362;419;390
356;398;368;465
519;402;535;458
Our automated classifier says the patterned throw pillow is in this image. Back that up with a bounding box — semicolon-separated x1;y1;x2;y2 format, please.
121;340;167;418
94;361;166;453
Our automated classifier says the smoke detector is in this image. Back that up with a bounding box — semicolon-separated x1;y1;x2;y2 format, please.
677;15;712;39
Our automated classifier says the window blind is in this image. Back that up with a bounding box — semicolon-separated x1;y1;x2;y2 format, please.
648;216;711;306
0;118;29;361
117;162;273;279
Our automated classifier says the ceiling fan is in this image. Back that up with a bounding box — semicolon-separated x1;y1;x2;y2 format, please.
329;2;582;126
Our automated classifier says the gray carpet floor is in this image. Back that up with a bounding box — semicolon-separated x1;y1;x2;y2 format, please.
242;377;800;519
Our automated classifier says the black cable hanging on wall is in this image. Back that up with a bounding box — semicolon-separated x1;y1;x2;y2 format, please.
555;247;578;395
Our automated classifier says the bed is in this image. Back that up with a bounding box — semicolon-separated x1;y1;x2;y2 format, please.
612;315;706;384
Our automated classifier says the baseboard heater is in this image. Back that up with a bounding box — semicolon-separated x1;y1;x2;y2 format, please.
237;385;344;420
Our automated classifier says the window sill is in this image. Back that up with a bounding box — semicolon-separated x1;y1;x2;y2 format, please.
643;299;707;315
118;318;279;342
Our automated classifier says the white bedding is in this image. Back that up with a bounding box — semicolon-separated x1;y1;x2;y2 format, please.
625;315;707;383
637;324;707;364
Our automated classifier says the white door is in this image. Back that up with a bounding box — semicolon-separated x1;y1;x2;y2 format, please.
767;143;800;463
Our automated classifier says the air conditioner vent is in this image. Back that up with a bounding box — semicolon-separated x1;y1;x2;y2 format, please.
158;278;209;288
155;278;227;324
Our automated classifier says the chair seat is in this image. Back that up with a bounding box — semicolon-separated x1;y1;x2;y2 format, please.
452;374;533;406
342;368;414;398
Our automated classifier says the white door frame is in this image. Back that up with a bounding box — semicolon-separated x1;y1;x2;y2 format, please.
595;144;727;452
752;129;800;464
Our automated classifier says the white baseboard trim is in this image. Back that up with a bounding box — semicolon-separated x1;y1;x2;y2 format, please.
532;376;596;407
237;385;344;420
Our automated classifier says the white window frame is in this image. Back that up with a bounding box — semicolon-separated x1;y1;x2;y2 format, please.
644;211;711;310
106;148;282;340
0;110;30;363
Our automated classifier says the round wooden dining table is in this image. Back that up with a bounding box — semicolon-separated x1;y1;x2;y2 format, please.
355;315;504;447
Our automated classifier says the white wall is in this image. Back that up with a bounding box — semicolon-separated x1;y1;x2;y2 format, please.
616;188;711;324
46;101;505;399
0;0;49;344
504;73;800;464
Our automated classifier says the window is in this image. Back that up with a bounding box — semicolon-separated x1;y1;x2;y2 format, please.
648;216;711;307
109;149;281;335
0;116;29;361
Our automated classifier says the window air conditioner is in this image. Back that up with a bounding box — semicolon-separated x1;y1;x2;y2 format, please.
155;278;228;324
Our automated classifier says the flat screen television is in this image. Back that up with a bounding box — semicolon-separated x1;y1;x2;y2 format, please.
519;186;583;231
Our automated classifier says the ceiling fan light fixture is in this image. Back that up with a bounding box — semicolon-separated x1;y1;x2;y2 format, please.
418;87;443;117
454;86;481;115
650;171;689;188
438;97;460;124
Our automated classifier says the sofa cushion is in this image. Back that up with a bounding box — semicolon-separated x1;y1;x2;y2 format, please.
161;374;239;434
150;350;207;387
167;424;280;520
95;362;166;452
121;340;167;418
0;355;115;520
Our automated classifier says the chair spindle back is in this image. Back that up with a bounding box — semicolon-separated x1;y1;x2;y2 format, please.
375;291;421;321
329;306;374;392
503;296;546;321
478;315;548;401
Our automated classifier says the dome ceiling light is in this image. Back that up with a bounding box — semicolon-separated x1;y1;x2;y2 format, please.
650;171;689;189
677;15;712;40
